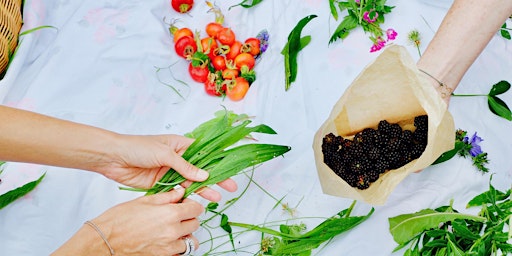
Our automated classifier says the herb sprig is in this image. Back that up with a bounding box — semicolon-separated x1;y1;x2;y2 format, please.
281;15;317;91
433;129;489;173
329;0;396;52
389;177;512;255
0;162;46;210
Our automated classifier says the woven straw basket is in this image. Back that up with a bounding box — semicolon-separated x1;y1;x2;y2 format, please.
0;0;23;75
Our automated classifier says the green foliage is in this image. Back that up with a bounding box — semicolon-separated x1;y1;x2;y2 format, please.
389;177;512;255
500;22;511;40
139;109;291;196
328;0;394;45
0;171;46;210
281;15;317;91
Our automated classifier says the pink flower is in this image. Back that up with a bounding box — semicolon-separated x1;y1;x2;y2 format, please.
386;28;398;41
363;11;378;23
355;0;360;3
370;37;386;52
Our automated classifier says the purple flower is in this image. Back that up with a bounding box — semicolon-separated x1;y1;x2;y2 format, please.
363;11;378;23
256;29;269;58
370;37;386;52
467;132;483;157
386;28;397;41
355;0;360;3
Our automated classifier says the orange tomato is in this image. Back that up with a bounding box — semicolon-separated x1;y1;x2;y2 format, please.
205;22;223;38
173;27;193;43
226;41;242;60
227;77;249;101
234;52;255;70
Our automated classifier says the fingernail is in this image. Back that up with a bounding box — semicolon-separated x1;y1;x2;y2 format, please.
197;169;209;180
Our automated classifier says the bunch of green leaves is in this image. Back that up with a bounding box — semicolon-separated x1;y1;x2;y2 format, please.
389;177;511;255
0;162;46;210
328;0;394;44
140;109;291;197
282;15;317;91
433;129;489;173
212;200;373;255
452;80;512;121
229;0;264;10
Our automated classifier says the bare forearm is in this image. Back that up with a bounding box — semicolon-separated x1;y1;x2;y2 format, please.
0;105;119;172
417;0;512;90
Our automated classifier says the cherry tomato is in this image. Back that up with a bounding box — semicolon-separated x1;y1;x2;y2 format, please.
212;55;227;71
226;40;242;60
205;22;223;38
242;37;261;56
227;77;250;101
222;69;239;80
171;0;193;13
234;53;255;70
200;37;218;59
217;27;236;46
188;63;209;83
175;36;197;58
204;78;222;96
173;27;193;43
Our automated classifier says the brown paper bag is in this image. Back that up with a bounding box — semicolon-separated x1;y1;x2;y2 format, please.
312;44;455;205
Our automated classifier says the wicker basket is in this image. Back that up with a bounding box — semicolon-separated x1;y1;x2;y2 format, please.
0;0;23;75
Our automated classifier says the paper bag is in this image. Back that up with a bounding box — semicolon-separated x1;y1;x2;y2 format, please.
312;44;455;205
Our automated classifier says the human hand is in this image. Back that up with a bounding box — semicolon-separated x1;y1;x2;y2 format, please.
92;134;237;202
54;188;203;256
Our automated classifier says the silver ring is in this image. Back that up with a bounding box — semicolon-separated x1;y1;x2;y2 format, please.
179;237;194;256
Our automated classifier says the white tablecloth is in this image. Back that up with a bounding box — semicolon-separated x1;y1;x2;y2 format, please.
0;0;511;255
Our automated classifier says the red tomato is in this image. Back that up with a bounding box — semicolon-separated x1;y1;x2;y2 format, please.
226;41;242;60
173;27;193;43
175;36;197;58
212;55;227;71
234;53;255;70
204;78;222;96
200;37;218;59
227;77;249;101
222;69;239;80
205;22;223;38
217;27;236;46
171;0;193;13
188;63;209;83
242;37;261;56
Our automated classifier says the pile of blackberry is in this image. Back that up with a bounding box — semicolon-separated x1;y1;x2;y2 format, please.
321;115;428;190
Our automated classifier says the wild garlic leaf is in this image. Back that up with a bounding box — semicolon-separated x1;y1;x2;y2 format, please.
488;80;511;96
0;173;46;210
388;209;486;244
282;14;317;91
488;95;512;120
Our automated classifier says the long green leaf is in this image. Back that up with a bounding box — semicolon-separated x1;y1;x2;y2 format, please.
328;12;358;44
229;0;264;9
432;141;464;165
0;173;46;209
389;209;486;244
282;15;317;91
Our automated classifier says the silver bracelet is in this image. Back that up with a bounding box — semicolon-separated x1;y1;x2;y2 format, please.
84;220;115;255
418;68;453;98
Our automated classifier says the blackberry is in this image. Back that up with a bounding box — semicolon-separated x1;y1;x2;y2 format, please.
414;115;428;131
356;174;370;190
388;123;402;139
340;171;358;187
378;120;393;135
367;168;380;183
367;146;381;160
386;150;403;170
411;143;426;159
374;159;388;174
413;129;428;145
387;137;402;152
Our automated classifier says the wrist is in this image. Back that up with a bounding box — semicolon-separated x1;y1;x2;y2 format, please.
52;223;112;256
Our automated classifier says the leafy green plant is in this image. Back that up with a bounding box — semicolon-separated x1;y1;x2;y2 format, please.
282;15;317;91
499;17;511;40
120;109;291;197
0;162;46;210
389;177;512;255
452;80;512;121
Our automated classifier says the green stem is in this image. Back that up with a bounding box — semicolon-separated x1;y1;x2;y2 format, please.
451;94;488;97
228;221;297;239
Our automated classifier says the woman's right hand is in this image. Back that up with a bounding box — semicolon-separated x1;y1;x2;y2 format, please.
53;188;203;256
